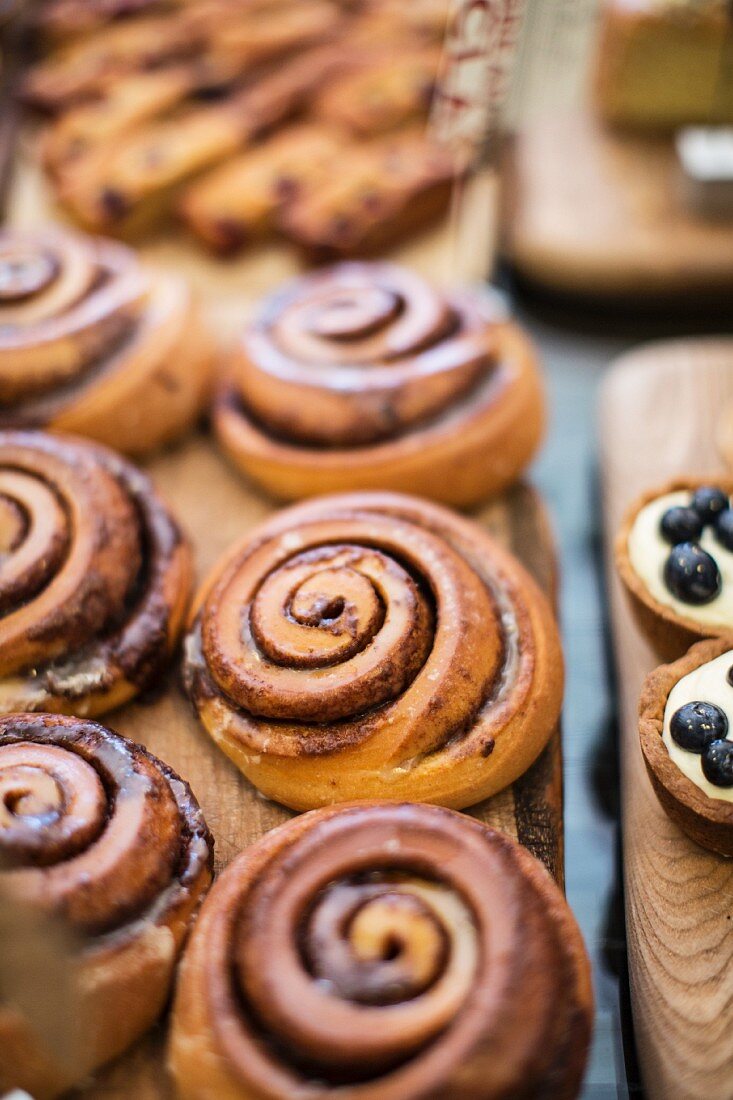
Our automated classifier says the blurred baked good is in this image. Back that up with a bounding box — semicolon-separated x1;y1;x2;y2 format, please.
170;801;592;1100
0;430;192;717
178;122;345;253
281;130;454;260
56;46;349;235
22;14;197;110
0;712;213;1100
24;0;454;256
182;491;563;810
595;0;733;130
0;226;212;450
314;47;442;136
214;261;544;503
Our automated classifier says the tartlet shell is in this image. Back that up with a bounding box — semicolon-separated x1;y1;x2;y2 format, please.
615;476;733;661
639;637;733;857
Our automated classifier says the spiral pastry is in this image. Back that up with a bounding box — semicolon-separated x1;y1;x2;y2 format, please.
0;430;192;717
0;227;213;456
214;263;545;506
183;491;563;809
0;712;213;1099
170;802;593;1100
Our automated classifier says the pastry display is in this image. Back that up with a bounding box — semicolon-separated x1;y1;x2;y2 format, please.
182;492;563;811
170;802;593;1100
0;711;213;1099
23;0;454;255
214;262;544;504
615;478;733;659
595;0;733;131
0;430;192;717
640;638;733;855
0;226;213;454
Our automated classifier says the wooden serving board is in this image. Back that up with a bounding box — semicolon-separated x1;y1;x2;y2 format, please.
503;109;733;302
599;338;733;1100
1;137;564;1097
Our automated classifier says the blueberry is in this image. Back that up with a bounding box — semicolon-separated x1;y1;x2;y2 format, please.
715;508;733;552
690;486;729;525
659;506;703;545
663;542;722;604
670;701;728;752
701;739;733;787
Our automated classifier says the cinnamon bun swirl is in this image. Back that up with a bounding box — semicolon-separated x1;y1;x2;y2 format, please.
0;712;213;1099
169;802;592;1100
214;263;545;506
0;227;213;455
0;430;192;717
182;492;563;810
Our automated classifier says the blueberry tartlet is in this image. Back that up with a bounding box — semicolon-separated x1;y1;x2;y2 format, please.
616;478;733;659
640;638;733;856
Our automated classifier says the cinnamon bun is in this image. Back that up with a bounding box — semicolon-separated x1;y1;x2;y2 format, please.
214;262;544;506
182;492;563;810
0;227;213;455
0;430;192;717
169;802;592;1100
0;711;213;1100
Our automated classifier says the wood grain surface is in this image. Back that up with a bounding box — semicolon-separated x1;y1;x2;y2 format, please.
503;110;733;301
600;338;733;1100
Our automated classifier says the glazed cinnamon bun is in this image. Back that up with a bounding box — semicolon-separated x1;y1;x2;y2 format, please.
0;430;192;717
0;712;213;1100
169;802;593;1100
214;263;545;506
182;492;563;810
0;227;213;455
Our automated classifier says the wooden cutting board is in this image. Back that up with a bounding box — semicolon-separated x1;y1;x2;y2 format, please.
1;136;564;1096
503;109;733;302
599;338;733;1100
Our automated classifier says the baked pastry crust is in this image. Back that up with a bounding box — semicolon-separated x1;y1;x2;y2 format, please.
0;711;213;1099
313;47;441;136
0;430;192;717
169;801;593;1100
179;122;345;254
280;129;454;261
639;637;733;856
214;262;545;506
182;491;563;811
595;0;733;131
0;226;213;454
59;46;350;235
21;14;197;111
615;476;733;660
